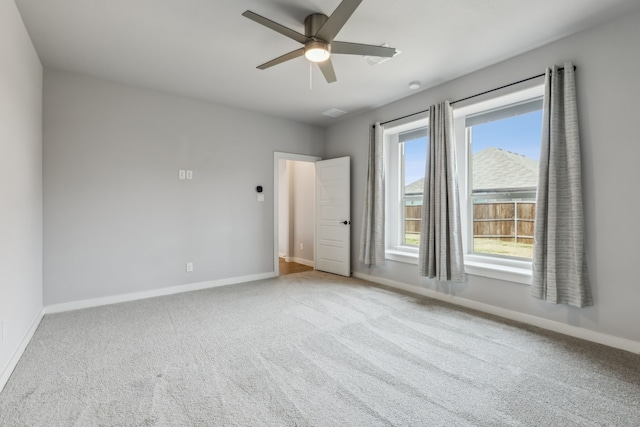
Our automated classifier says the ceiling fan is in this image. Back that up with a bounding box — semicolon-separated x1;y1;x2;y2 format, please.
242;0;396;83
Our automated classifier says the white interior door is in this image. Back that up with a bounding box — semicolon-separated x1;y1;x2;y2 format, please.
315;157;350;276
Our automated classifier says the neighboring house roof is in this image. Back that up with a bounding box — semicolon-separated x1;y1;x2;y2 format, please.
405;178;425;195
473;147;538;191
405;147;538;194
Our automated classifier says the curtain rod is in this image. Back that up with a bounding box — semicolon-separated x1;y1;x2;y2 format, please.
376;65;575;127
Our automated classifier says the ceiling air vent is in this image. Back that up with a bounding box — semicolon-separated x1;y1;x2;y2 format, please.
365;44;401;66
322;108;347;118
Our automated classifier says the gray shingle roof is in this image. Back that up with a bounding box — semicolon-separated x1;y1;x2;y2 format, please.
473;147;538;191
405;178;425;195
404;147;538;194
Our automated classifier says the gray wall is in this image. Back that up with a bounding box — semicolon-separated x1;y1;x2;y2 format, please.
0;0;43;376
325;10;640;343
43;70;324;305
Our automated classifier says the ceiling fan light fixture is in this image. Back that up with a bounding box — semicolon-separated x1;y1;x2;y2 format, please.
305;41;331;62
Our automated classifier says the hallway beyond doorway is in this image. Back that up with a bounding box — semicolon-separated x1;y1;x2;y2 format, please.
279;258;313;275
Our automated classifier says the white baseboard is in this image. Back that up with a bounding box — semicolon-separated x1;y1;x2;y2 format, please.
0;308;45;393
45;272;278;315
353;272;640;355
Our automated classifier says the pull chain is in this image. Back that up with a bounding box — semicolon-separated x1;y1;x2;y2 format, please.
309;62;313;91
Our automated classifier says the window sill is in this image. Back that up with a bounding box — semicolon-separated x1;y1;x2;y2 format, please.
386;248;419;265
464;254;531;285
385;250;532;285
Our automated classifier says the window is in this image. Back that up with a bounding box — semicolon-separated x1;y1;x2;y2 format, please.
466;98;543;260
383;85;544;282
400;128;428;247
384;115;428;260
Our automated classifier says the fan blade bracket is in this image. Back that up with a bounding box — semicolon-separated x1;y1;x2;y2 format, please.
315;0;362;42
242;11;311;45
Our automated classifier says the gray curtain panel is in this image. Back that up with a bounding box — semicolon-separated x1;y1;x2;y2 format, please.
531;62;593;307
418;102;465;281
359;123;385;266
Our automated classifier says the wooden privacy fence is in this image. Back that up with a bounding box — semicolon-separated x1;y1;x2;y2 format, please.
405;205;421;240
472;201;535;244
404;201;535;244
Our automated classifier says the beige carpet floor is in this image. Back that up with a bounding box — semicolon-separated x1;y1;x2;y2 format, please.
1;271;639;426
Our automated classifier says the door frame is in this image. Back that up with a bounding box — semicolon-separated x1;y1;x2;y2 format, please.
273;152;322;276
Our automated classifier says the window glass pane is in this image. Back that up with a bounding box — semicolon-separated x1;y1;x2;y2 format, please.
469;107;542;259
402;135;427;246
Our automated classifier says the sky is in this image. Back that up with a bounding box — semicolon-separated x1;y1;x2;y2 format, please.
403;110;542;186
470;110;542;160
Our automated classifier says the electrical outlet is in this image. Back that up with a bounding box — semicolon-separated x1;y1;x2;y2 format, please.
300;243;303;250
179;170;186;180
186;262;193;272
186;170;193;180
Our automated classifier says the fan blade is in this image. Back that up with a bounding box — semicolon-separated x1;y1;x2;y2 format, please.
257;48;305;70
318;59;337;83
315;0;362;42
331;41;396;57
242;11;311;45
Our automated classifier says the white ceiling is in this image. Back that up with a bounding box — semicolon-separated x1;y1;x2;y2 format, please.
15;0;640;127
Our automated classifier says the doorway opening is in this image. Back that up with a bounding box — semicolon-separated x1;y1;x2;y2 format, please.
273;152;321;276
278;257;313;275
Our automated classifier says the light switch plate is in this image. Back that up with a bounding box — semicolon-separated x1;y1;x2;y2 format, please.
186;170;193;180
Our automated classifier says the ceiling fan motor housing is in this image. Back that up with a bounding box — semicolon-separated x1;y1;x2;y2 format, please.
305;13;329;37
